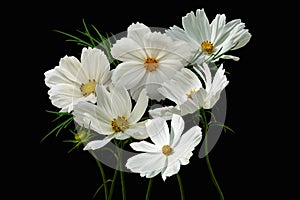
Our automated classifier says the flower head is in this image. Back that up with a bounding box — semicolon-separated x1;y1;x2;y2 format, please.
73;83;149;150
149;63;228;119
110;22;192;101
149;67;202;119
166;8;251;63
125;114;202;181
44;47;112;112
182;63;229;110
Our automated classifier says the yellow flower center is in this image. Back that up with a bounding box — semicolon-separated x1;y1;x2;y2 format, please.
201;41;214;53
80;79;97;97
186;89;198;98
110;116;130;133
162;145;172;156
144;57;158;72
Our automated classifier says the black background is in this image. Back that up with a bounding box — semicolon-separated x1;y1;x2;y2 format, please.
4;0;289;199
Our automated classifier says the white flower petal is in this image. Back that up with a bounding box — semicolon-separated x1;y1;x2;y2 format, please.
111;37;146;61
110;85;132;117
161;158;181;181
158;82;185;105
127;22;151;47
44;67;73;88
115;132;130;140
210;64;229;95
195;8;211;40
128;89;149;124
126;153;166;178
158;59;186;72
210;14;226;43
48;83;83;112
145;71;167;101
81;47;111;82
130;141;160;153
213;19;241;47
192;88;207;108
125;122;149;139
209;91;222;109
149;106;180;120
182;9;210;43
58;55;87;84
83;136;114;150
157;63;181;80
129;85;145;102
73;101;112;133
143;32;174;59
179;98;199;116
219;54;240;61
166;25;195;43
194;63;212;91
146;117;169;146
111;61;146;89
173;126;202;162
95;84;113;117
231;29;252;50
170;114;185;147
158;68;202;105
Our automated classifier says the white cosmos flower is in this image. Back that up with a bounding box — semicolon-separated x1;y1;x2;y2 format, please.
44;47;112;112
110;22;192;101
73;83;149;150
125;114;202;181
181;63;229;110
149;63;228;119
166;8;251;63
149;67;202;120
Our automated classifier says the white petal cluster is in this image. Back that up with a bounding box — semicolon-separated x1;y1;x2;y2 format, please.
166;8;251;64
126;114;202;181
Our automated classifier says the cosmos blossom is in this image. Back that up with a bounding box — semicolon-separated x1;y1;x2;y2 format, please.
166;8;251;64
44;47;112;112
110;22;192;101
149;63;228;119
73;84;149;150
126;114;202;181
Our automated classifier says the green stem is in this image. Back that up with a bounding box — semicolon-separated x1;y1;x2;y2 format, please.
205;146;224;200
119;141;126;200
201;108;224;200
95;159;108;200
108;166;119;200
176;173;185;200
120;169;126;200
107;140;127;200
145;178;153;200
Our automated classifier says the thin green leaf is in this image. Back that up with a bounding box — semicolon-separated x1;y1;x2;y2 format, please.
93;180;113;199
41;114;73;143
53;29;93;47
209;121;235;134
82;19;95;47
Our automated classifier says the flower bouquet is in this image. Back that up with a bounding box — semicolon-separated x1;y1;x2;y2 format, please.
43;8;251;199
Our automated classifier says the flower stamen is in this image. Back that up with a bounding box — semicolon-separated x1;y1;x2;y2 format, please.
80;79;97;96
144;57;158;72
110;116;130;133
162;145;172;156
186;89;198;99
201;41;214;53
